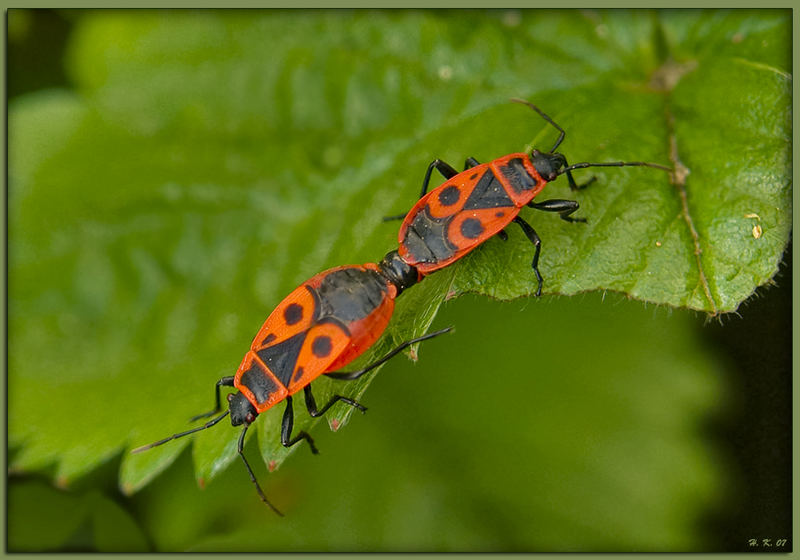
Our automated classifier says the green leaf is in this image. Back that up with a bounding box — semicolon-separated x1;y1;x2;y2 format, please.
8;480;89;552
7;480;148;552
88;491;149;552
131;294;728;551
8;9;790;529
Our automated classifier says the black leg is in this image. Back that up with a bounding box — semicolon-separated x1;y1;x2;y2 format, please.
512;216;544;297
528;199;587;223
304;384;367;417
563;165;597;191
281;395;319;455
464;157;481;169
497;229;509;242
383;159;460;221
190;376;235;422
554;153;596;191
326;327;453;381
420;159;459;198
237;424;283;516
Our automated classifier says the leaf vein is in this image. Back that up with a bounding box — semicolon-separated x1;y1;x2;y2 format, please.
664;105;718;315
731;57;791;81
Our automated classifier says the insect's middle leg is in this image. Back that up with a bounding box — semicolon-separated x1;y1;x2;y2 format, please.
281;395;319;455
561;158;597;191
512;216;544;297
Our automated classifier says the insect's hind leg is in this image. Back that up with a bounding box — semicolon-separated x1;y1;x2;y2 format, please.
383;159;460;221
325;327;453;382
303;384;367;417
420;159;460;197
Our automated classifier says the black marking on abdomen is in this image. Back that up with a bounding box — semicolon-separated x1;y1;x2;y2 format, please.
463;169;514;210
256;331;307;387
316;268;388;324
403;207;458;264
241;360;281;405
497;158;538;195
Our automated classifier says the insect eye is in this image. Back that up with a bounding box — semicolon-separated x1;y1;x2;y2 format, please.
245;412;256;424
227;393;234;403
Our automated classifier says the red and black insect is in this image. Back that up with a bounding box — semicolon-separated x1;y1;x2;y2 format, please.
394;99;671;296
132;250;450;515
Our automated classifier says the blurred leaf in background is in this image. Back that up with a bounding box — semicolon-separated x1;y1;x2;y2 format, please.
7;9;792;552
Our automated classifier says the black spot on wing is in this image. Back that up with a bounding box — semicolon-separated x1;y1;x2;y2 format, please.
311;335;333;358
256;331;307;387
283;303;303;325
438;185;460;206
463;169;514;210
460;217;484;239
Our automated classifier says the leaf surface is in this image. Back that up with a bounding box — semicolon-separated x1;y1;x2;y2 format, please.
8;11;790;506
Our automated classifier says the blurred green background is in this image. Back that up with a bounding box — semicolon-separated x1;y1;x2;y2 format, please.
6;9;792;552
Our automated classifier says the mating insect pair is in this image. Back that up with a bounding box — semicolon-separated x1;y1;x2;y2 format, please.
133;100;670;514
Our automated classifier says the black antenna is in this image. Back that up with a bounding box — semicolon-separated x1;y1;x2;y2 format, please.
510;98;566;153
559;160;672;174
511;98;673;176
131;410;230;454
